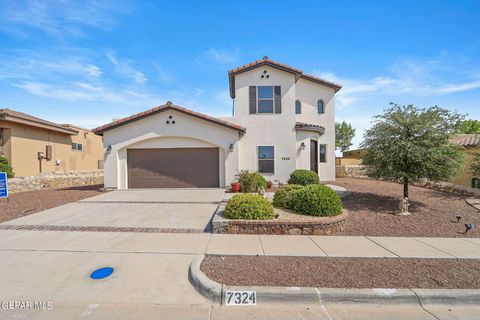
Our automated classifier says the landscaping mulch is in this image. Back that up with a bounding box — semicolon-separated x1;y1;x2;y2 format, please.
0;185;104;223
201;255;480;289
334;178;480;237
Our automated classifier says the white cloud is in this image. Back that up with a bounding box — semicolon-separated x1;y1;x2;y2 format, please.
106;51;147;84
199;47;242;65
0;0;128;37
13;80;162;107
313;57;480;109
434;80;480;94
0;56;102;80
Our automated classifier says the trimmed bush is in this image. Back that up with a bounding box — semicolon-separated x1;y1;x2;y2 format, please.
237;170;267;193
273;184;304;209
224;193;275;220
0;154;14;178
288;169;319;186
291;184;343;217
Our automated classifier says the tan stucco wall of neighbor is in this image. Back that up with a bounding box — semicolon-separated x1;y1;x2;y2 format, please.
449;147;480;187
0;120;103;177
102;109;240;189
0;127;12;164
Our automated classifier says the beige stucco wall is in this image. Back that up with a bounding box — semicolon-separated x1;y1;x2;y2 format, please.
449;147;480;187
227;66;297;183
224;66;337;182
0;121;103;177
102;109;241;189
295;78;336;181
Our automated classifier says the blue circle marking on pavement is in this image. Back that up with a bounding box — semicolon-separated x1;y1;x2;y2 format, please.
90;267;114;280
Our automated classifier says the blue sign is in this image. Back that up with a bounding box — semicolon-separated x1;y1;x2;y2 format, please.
0;172;8;198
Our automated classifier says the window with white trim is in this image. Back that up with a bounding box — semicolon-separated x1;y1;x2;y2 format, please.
295;100;302;114
258;146;274;173
257;86;274;113
317;100;325;114
319;144;326;163
72;142;83;151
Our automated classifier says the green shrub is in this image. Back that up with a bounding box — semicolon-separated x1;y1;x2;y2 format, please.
236;170;267;193
0;154;14;178
291;184;343;217
224;193;275;220
288;169;319;186
273;184;304;209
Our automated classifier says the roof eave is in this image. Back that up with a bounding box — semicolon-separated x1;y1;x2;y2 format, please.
0;115;78;135
93;105;246;135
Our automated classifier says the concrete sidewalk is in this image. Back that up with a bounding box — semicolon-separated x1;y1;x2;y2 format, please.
206;234;480;259
0;230;478;259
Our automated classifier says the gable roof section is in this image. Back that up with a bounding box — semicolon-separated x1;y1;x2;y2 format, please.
0;108;78;135
451;134;480;147
228;56;342;98
93;102;246;135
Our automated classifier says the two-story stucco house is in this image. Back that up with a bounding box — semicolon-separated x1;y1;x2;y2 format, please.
94;57;342;189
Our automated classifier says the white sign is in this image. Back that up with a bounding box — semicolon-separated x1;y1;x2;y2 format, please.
225;291;256;306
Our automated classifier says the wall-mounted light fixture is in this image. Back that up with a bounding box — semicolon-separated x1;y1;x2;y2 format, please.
229;143;234;152
300;142;306;150
106;145;112;154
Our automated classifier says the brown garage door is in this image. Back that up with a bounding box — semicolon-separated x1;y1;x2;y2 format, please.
127;148;219;188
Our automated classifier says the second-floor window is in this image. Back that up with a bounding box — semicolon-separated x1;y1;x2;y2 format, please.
257;86;274;113
249;86;281;114
295;100;302;114
317;100;325;114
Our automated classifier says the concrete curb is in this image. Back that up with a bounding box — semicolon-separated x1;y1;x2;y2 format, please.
189;254;480;305
188;254;222;304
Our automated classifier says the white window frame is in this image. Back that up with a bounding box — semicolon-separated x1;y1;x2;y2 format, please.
317;99;325;114
319;144;327;163
257;86;274;114
72;142;83;152
257;145;275;174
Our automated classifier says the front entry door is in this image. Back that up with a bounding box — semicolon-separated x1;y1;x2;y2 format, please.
310;140;318;174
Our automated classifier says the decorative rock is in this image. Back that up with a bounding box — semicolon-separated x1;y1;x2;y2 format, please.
7;170;103;194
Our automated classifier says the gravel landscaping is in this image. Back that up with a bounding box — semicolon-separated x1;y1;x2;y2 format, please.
334;178;480;237
0;185;104;223
201;255;480;289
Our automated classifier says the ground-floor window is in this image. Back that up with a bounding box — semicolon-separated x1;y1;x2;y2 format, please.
319;144;327;163
472;177;480;189
258;146;274;173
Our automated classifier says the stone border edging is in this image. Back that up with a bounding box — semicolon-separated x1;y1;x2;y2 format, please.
189;254;480;305
212;201;348;235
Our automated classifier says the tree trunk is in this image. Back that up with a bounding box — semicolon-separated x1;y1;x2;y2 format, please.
403;177;409;198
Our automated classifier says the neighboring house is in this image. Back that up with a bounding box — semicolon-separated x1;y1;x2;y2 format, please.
450;134;480;188
0;108;104;177
94;57;342;189
336;148;367;165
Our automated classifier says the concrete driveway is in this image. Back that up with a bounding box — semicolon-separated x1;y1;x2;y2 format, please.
2;189;226;232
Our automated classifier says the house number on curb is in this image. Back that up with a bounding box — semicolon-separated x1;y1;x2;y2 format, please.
225;291;256;306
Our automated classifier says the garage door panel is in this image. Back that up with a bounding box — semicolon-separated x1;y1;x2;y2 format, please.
127;148;219;188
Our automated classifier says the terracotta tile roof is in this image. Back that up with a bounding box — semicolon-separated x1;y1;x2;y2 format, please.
295;122;326;134
228;56;342;98
0;108;78;135
93;102;246;135
451;134;480;147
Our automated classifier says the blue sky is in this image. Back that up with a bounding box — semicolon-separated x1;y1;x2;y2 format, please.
0;0;479;148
